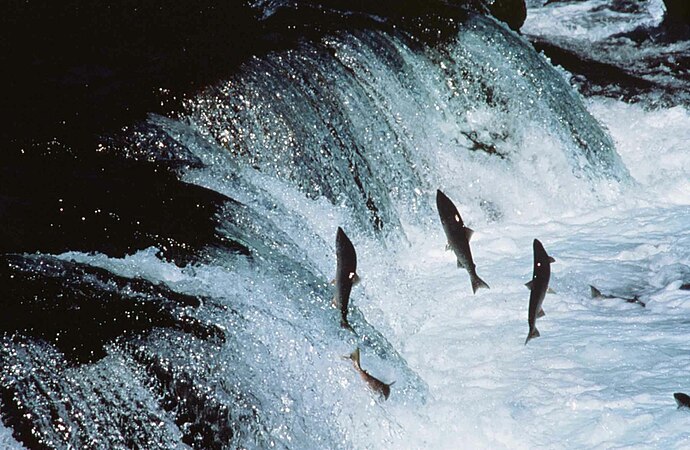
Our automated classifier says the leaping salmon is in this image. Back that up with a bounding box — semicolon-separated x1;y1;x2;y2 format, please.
333;227;359;330
590;285;645;307
525;239;555;345
347;348;394;400
436;190;490;294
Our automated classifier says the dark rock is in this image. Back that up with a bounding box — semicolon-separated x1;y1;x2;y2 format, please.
664;0;690;24
489;0;527;32
0;145;248;264
0;253;247;449
529;37;658;99
1;0;488;156
0;254;224;364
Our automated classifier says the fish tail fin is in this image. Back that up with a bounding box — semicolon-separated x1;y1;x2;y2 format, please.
340;316;354;331
590;285;602;298
472;275;490;294
349;348;361;369
525;327;540;345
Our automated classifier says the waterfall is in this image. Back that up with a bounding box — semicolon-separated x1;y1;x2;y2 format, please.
0;6;633;449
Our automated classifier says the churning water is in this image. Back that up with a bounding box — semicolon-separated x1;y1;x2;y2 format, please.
2;1;689;448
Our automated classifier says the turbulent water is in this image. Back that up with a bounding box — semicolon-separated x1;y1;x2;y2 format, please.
2;1;689;448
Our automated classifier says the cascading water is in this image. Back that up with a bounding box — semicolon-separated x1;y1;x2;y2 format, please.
182;13;628;237
2;1;689;449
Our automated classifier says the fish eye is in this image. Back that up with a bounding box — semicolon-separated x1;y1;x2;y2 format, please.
537;263;541;267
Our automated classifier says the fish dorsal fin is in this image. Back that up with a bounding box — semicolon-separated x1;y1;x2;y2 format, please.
590;285;602;298
549;256;556;263
525;280;534;290
445;243;451;251
547;287;556;294
465;227;474;241
330;278;336;285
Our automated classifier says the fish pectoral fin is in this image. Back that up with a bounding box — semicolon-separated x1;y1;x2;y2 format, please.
352;273;361;285
457;260;466;269
445;243;451;251
547;287;556;294
525;280;534;290
464;227;474;241
549;256;556;263
330;278;336;285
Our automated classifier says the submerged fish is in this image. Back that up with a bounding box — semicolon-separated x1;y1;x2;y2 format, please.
347;348;394;400
333;227;359;330
590;285;646;307
436;190;490;294
674;392;690;409
525;239;555;345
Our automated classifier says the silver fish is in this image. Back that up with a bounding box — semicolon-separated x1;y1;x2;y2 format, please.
333;227;359;330
436;190;490;294
525;239;555;345
590;285;645;307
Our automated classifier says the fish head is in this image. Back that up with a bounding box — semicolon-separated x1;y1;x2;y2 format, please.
436;189;463;227
674;392;690;408
336;227;357;271
533;239;554;269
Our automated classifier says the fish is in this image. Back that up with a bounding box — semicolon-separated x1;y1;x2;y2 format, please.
347;348;394;400
436;190;490;294
525;239;555;345
333;227;359;330
674;392;690;409
525;281;556;318
589;285;646;307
